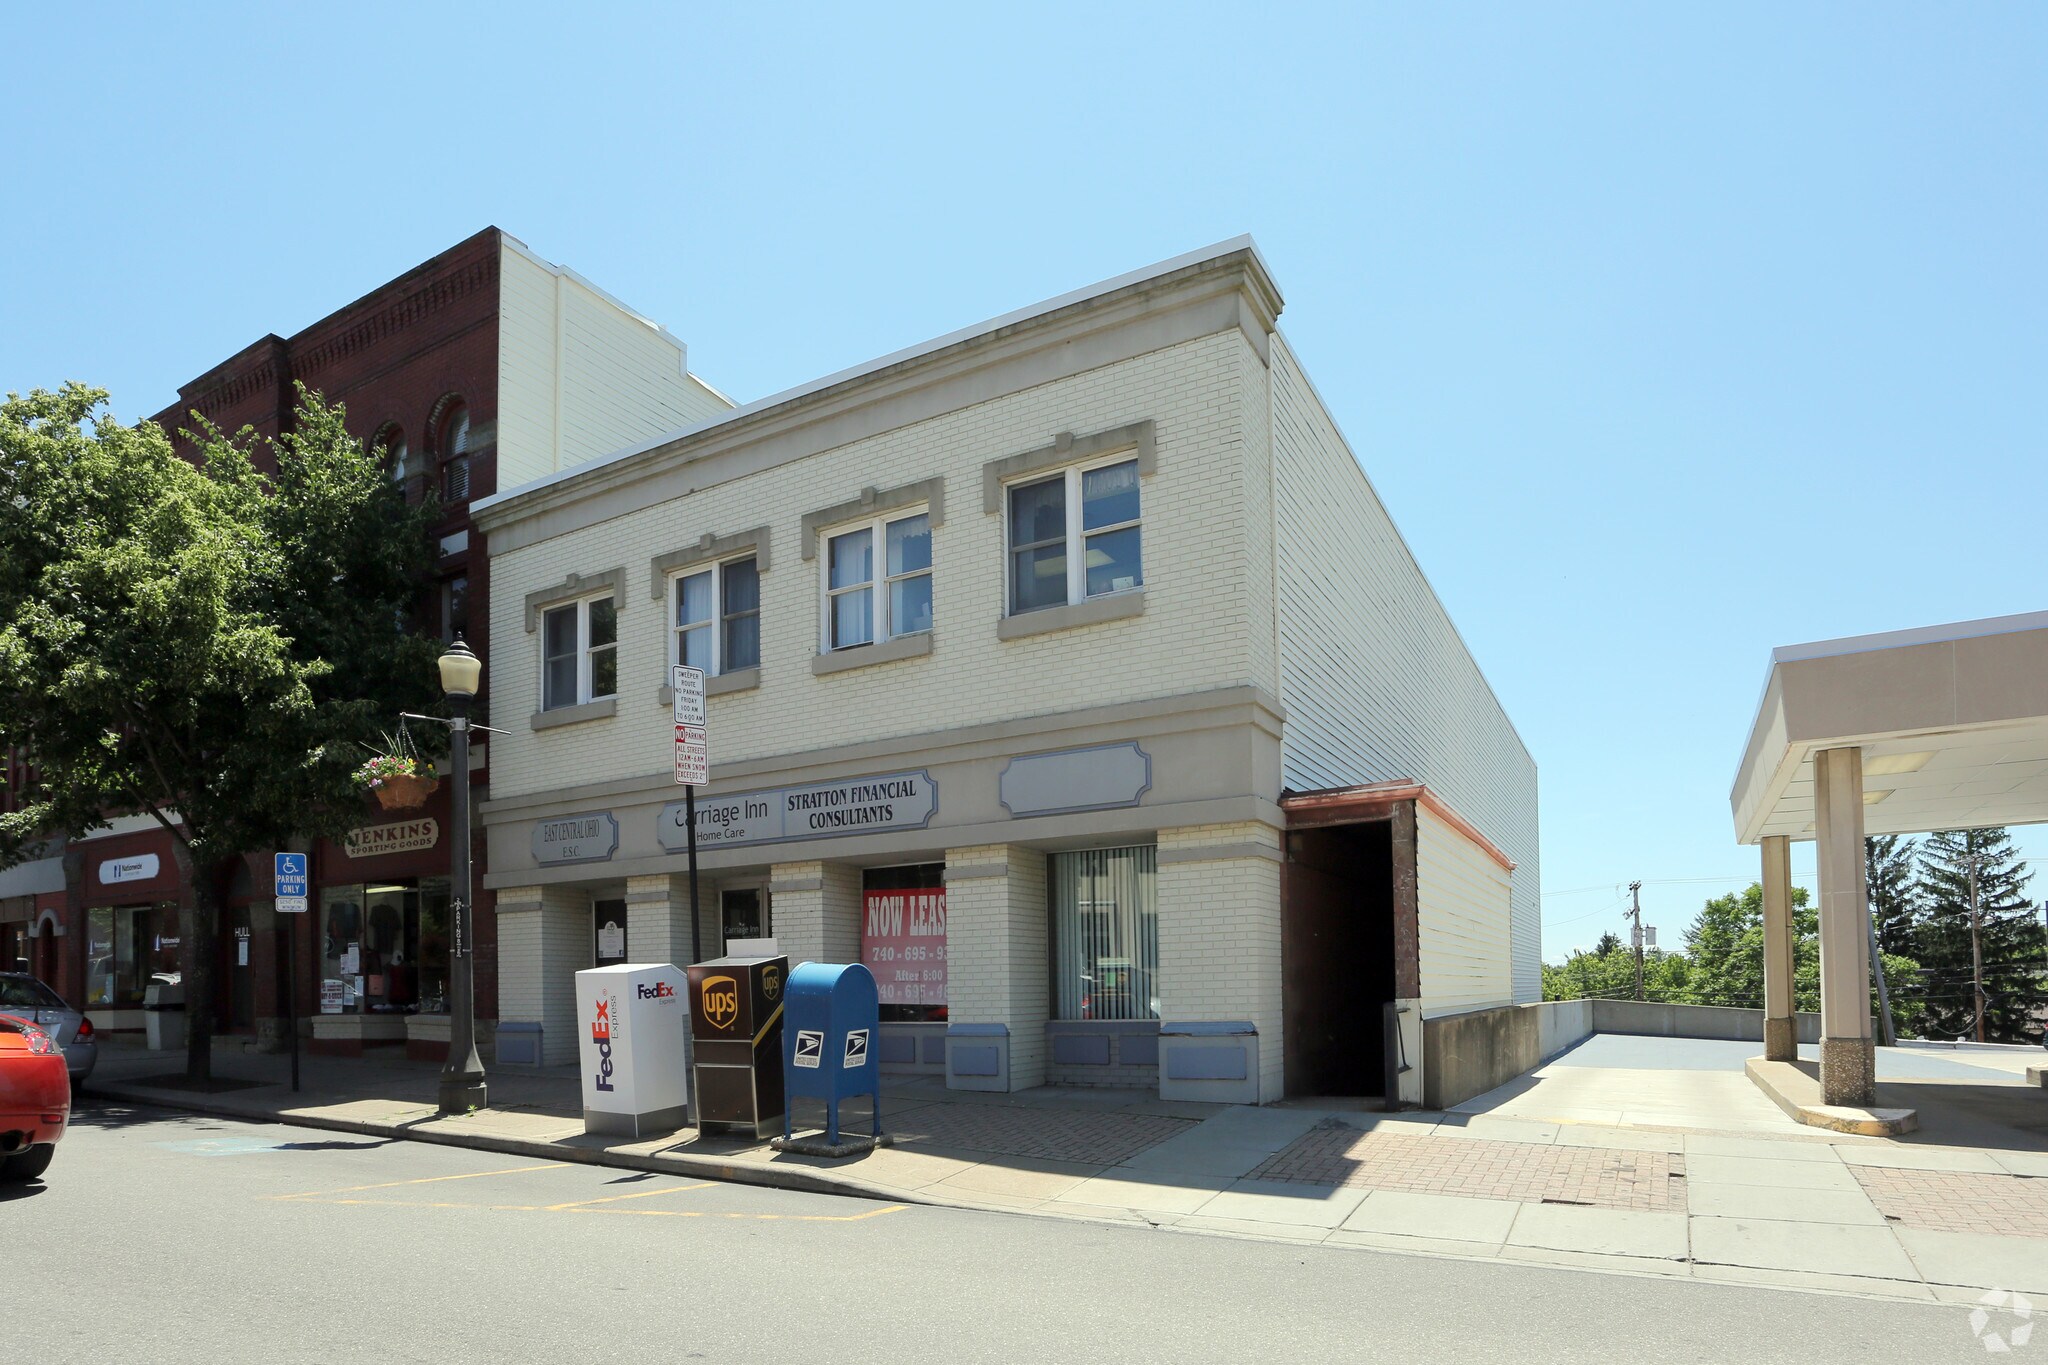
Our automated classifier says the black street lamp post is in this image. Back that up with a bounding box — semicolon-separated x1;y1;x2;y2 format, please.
436;636;488;1114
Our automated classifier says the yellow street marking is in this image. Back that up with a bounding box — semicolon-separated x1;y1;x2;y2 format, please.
270;1194;908;1223
544;1182;714;1211
270;1163;570;1202
570;1204;907;1222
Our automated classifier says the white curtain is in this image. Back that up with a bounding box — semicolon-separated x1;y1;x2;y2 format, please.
1051;846;1158;1020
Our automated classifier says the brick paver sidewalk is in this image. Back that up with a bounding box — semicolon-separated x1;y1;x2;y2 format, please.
1250;1118;1688;1212
1854;1166;2048;1238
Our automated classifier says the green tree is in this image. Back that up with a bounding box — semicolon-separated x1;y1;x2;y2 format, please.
1866;834;1921;961
1911;828;2043;1043
0;383;441;1081
1674;883;1922;1038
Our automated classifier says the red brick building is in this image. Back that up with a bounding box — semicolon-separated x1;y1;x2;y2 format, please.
0;227;727;1059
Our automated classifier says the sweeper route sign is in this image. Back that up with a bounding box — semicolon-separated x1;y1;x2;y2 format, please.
672;665;708;786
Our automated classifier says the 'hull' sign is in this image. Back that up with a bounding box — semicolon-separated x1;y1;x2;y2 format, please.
658;771;936;852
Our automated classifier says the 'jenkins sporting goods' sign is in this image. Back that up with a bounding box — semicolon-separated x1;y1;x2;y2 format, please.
658;771;936;853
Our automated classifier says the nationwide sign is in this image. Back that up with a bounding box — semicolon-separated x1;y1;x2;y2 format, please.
343;819;440;859
657;771;937;853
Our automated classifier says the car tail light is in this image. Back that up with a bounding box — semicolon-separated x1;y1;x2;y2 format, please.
41;1114;65;1125
74;1016;94;1041
22;1028;57;1057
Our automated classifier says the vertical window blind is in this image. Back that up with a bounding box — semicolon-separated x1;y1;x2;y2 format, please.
1051;845;1159;1021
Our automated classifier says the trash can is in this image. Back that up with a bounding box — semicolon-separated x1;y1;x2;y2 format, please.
143;974;186;1052
685;954;787;1137
783;962;881;1144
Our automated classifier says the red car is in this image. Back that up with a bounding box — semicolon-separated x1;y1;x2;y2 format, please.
0;1012;69;1182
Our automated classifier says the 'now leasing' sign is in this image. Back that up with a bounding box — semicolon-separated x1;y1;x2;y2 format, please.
658;771;937;852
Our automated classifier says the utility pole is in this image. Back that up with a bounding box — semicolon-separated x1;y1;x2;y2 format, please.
1627;882;1645;1002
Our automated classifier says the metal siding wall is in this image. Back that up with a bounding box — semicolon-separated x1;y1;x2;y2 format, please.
1415;803;1513;1015
1269;336;1542;1002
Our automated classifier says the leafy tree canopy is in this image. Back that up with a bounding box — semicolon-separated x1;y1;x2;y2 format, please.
0;383;443;1075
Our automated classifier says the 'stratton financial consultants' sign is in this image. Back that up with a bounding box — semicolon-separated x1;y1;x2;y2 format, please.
343;819;440;859
658;771;937;852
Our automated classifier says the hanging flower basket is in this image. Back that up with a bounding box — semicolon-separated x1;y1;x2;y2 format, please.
353;736;438;811
372;771;439;811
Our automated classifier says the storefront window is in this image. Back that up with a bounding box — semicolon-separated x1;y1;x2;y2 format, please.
1051;846;1158;1021
319;879;449;1015
864;864;945;1023
85;903;178;1007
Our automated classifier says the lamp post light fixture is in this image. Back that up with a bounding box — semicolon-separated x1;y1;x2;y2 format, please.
436;635;488;1114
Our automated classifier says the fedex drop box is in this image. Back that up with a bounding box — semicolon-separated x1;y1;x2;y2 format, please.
574;962;689;1137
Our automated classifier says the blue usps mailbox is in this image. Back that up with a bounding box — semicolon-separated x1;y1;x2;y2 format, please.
783;962;881;1144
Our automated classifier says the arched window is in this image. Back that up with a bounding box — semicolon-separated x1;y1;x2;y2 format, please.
370;423;408;484
434;397;471;504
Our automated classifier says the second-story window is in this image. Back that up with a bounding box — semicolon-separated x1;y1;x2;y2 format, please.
437;399;471;504
823;511;931;651
541;594;616;710
671;557;760;675
1007;457;1142;615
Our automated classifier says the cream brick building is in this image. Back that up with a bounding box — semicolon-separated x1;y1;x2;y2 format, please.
472;239;1537;1105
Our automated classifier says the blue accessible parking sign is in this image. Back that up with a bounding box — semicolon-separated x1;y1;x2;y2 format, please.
274;852;309;913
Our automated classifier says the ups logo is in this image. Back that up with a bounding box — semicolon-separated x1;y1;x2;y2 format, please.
701;975;739;1031
761;964;782;1001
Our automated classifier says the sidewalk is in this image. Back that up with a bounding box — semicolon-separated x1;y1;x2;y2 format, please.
86;1036;2048;1306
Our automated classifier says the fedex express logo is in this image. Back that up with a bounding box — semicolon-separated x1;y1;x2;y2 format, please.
636;982;675;1000
591;994;617;1093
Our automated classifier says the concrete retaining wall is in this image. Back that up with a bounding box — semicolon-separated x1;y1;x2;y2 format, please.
1590;999;1822;1044
1420;997;1822;1110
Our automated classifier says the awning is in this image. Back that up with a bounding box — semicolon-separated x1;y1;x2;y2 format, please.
1731;611;2048;844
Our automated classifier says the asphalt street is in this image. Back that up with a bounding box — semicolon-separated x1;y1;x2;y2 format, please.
5;1098;1993;1364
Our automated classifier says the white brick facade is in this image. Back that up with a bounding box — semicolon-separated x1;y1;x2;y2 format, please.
473;239;1537;1100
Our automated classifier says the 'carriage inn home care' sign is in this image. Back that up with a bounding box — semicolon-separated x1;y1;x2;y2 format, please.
658;771;937;852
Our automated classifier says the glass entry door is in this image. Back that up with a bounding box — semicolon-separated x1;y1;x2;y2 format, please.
720;887;769;948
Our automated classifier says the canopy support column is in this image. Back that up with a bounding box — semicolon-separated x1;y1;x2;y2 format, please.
1761;834;1797;1061
1814;746;1876;1106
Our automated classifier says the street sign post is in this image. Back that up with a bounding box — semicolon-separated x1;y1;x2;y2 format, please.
272;852;308;1092
670;664;708;1129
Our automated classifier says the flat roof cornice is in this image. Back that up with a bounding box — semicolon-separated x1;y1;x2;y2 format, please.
472;236;1282;536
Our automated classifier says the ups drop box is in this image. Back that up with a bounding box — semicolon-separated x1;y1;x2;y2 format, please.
685;954;788;1137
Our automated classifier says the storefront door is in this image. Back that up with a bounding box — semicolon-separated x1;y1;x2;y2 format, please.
720;887;770;951
593;900;627;966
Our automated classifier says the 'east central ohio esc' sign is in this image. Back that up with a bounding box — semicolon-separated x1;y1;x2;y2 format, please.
658;771;936;852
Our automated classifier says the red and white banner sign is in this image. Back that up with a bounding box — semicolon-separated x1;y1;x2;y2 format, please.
861;889;946;1007
674;723;708;785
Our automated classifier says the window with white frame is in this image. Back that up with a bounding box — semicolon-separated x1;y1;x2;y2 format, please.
671;557;760;675
1007;456;1142;615
822;511;931;651
540;594;617;710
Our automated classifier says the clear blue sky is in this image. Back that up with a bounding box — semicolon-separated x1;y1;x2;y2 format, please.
6;4;2045;956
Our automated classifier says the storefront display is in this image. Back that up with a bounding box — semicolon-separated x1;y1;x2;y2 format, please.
862;864;945;1022
317;880;450;1016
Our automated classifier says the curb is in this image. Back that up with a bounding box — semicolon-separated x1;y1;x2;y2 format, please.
1743;1057;1919;1137
90;1081;942;1209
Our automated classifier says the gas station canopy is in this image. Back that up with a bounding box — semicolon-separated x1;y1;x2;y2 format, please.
1732;610;2048;846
